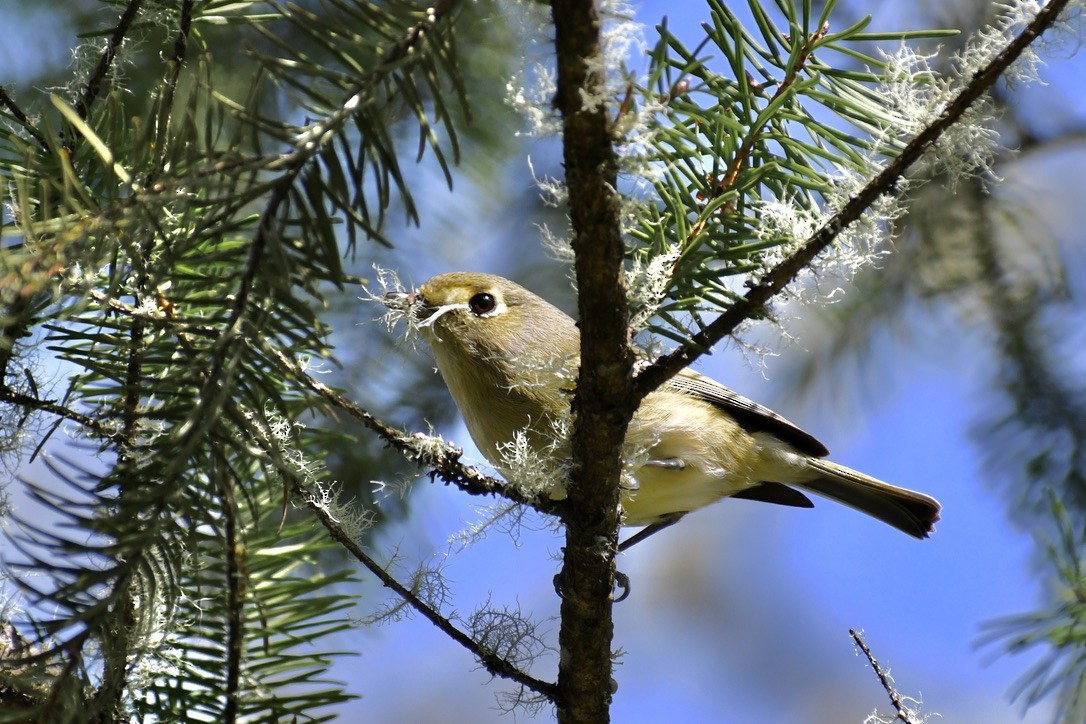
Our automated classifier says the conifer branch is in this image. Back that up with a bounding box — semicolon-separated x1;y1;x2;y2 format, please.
85;4;203;701
211;0;468;438
43;289;542;515
634;0;1073;403
150;0;196;176
0;86;48;150
216;453;244;724
74;0;144;121
0;387;111;440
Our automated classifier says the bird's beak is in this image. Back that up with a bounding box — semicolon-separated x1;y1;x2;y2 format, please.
382;289;444;326
382;290;414;311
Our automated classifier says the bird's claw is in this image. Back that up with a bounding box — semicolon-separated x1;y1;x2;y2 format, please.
612;571;631;603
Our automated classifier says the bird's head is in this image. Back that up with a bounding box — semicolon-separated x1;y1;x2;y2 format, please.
386;272;579;365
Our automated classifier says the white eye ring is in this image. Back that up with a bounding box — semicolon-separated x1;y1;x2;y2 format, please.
479;302;507;318
468;293;509;318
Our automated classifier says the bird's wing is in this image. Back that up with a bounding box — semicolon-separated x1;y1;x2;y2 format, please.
665;369;830;457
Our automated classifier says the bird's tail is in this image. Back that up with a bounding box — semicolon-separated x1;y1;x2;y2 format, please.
798;459;941;539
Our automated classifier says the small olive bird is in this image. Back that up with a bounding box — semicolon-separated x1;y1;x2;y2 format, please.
385;272;940;539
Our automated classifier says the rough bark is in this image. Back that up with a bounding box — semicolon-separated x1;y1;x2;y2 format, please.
551;0;632;722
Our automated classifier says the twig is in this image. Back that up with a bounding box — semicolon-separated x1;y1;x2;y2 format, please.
0;387;111;440
850;628;918;723
633;0;1074;404
74;0;145;121
264;344;564;516
0;86;49;150
300;479;559;701
150;0;196;176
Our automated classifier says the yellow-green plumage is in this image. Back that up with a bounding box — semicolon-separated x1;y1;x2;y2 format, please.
399;272;940;538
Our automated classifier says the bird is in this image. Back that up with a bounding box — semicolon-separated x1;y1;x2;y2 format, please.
384;271;940;539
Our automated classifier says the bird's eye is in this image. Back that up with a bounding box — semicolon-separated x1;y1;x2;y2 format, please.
469;292;497;316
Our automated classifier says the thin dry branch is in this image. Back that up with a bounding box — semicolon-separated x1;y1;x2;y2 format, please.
301;485;559;701
851;628;921;723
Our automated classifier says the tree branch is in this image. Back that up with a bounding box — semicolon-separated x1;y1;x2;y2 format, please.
74;0;144;121
0;387;110;440
0;86;48;150
265;344;563;515
551;0;630;721
633;0;1074;403
850;628;921;724
297;474;558;701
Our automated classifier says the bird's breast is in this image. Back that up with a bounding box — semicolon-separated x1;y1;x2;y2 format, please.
620;390;765;525
429;340;570;467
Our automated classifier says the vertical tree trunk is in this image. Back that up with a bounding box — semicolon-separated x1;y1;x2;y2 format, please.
551;1;632;721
